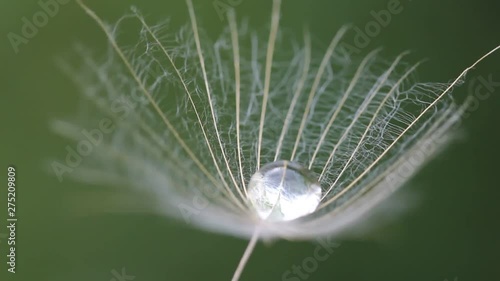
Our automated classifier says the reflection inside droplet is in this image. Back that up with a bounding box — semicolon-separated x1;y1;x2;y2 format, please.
247;161;322;221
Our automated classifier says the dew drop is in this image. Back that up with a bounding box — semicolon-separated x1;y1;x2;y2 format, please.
247;161;322;221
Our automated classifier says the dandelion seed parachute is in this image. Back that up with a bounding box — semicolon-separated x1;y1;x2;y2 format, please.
56;0;497;254
54;1;500;280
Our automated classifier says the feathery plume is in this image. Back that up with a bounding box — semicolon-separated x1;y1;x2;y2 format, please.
52;1;499;280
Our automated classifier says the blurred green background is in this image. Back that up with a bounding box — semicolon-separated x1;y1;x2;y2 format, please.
1;0;500;280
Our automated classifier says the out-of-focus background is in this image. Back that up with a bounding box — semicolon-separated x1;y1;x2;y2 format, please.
1;0;500;280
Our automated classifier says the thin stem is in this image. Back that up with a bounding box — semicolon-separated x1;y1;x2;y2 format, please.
232;228;260;281
134;13;247;211
319;44;500;209
228;9;248;197
308;48;380;170
274;27;311;162
76;0;221;195
318;52;409;180
321;61;420;203
290;26;348;161
257;0;281;170
186;0;247;203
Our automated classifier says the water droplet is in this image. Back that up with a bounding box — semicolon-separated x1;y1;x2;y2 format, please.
247;161;322;221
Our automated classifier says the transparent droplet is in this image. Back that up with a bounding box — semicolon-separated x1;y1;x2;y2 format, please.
247;161;322;221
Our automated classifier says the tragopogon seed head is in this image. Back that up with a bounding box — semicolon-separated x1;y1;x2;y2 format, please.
52;0;498;245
